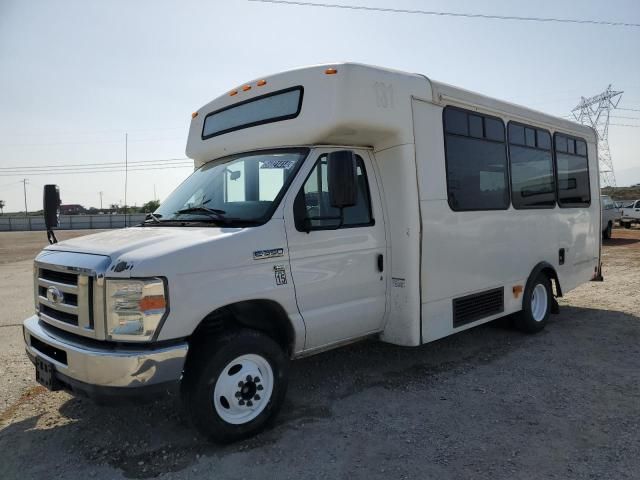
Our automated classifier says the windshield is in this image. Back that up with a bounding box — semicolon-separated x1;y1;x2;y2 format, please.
153;148;308;226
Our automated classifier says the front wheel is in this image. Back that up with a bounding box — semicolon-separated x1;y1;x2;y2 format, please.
183;329;289;443
603;221;612;239
514;273;552;333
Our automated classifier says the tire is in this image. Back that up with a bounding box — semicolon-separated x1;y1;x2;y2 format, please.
182;329;289;443
624;222;631;229
603;222;612;239
514;273;552;333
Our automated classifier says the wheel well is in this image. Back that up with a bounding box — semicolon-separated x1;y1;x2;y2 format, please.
188;300;295;355
529;262;563;298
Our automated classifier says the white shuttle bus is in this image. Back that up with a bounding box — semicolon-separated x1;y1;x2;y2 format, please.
23;63;600;442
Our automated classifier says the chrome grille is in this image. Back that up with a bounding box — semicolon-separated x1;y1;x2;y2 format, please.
34;251;110;340
37;267;87;328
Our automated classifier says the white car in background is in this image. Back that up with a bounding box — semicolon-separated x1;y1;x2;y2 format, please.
601;195;621;238
620;199;640;229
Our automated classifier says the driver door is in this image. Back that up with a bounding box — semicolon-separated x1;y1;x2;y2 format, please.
284;149;387;351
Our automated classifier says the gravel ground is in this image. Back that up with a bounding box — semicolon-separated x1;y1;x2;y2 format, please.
0;228;639;480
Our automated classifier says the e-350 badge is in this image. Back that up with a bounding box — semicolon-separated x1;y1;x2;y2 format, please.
253;248;284;260
273;265;287;285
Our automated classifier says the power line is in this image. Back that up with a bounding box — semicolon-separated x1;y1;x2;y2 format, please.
0;164;194;177
0;157;191;170
0;137;184;148
617;107;640;112
0;161;193;174
248;0;640;28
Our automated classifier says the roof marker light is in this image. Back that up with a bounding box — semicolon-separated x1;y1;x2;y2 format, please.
229;90;238;96
325;68;338;75
242;85;251;91
191;112;198;119
257;79;267;86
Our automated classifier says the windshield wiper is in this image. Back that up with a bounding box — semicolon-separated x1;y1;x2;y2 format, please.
175;206;227;220
143;212;162;224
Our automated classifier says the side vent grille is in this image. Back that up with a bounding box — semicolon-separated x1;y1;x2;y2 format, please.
453;287;504;328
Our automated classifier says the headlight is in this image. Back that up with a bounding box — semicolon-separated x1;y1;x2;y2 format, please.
105;278;167;342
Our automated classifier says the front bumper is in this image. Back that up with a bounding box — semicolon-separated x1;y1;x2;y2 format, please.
23;315;188;401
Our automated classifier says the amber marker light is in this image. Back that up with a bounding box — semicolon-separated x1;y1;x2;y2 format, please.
139;295;167;312
229;90;238;96
257;79;267;87
512;285;524;298
242;85;251;91
325;68;338;75
191;112;198;119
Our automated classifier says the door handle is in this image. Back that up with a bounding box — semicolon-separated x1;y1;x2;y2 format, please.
377;254;384;272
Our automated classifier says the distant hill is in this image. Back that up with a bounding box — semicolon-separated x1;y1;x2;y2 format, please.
602;186;640;201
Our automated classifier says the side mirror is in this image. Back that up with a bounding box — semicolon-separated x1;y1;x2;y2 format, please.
43;184;61;229
327;150;357;208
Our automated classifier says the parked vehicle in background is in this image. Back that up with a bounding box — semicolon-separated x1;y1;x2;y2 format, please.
620;199;640;228
601;195;620;238
22;63;601;443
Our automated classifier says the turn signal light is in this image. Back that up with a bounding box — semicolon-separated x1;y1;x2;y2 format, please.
325;68;338;75
257;79;267;86
138;295;167;313
512;285;523;298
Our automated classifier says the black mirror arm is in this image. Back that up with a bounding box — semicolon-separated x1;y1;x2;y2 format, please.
47;229;58;245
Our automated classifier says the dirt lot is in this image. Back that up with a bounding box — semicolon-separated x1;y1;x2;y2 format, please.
1;228;639;480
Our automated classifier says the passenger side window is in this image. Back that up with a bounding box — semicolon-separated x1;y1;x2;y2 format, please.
508;123;555;209
294;154;373;231
555;134;590;207
443;107;510;211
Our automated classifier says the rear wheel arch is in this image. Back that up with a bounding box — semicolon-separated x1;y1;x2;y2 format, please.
527;261;562;298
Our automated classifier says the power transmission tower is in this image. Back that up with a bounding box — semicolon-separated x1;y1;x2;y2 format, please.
572;85;623;188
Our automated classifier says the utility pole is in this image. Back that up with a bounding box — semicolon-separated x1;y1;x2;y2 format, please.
99;191;103;210
124;133;128;226
572;85;623;188
153;184;157;201
22;178;29;214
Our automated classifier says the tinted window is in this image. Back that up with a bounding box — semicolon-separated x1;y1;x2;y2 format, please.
469;115;483;138
576;140;587;156
508;123;555;209
444;107;509;211
444;108;468;136
556;135;567;153
202;87;303;139
485;118;505;142
295;154;373;230
537;130;551;150
525;128;536;147
509;124;525;145
555;134;590;207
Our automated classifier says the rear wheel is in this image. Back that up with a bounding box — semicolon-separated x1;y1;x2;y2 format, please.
624;222;632;229
183;329;288;443
514;273;552;333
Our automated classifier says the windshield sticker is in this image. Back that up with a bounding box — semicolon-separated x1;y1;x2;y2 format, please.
260;159;296;170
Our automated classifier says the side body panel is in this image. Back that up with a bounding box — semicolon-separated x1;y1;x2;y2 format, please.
412;99;599;343
373;144;422;346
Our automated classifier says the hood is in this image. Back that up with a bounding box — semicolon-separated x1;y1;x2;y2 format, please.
45;226;261;277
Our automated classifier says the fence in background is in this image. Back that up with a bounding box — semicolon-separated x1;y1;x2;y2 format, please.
0;214;148;232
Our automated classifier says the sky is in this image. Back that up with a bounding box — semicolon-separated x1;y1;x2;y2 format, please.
0;0;639;213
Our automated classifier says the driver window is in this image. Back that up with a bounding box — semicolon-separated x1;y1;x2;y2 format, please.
295;154;374;231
